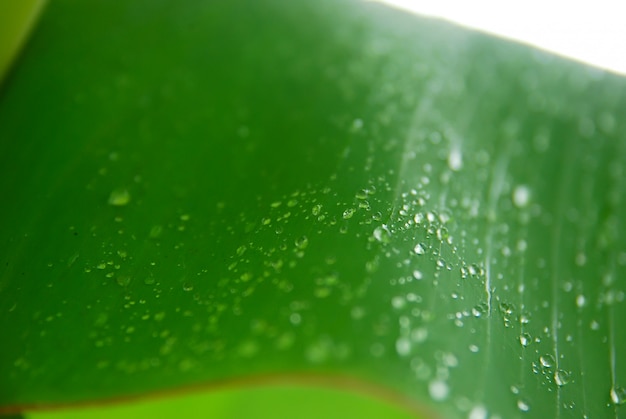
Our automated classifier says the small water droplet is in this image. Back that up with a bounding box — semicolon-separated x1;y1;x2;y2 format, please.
182;282;194;292
468;405;487;419
395;336;411;356
289;313;301;325
355;189;368;200
539;354;555;368
108;188;131;206
412;270;423;280
312;204;322;216
295;236;309;250
373;225;391;243
343;208;355;219
413;243;426;255
610;385;626;405
517;399;530;412
554;369;571;386
447;147;463;171
576;294;586;308
512;185;530;208
391;296;405;309
519;333;532;347
428;379;449;401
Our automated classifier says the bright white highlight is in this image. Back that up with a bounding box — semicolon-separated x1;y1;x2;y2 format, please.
367;0;626;75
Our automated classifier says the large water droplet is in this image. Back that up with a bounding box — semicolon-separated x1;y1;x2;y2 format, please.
468;405;487;419
373;225;391;243
539;354;555;368
395;336;411;356
610;386;626;405
517;399;530;412
447;147;463;171
554;369;571;386
428;379;449;401
413;243;426;255
512;185;530;208
519;333;532;347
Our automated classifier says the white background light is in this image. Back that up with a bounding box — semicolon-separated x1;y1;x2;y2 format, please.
370;0;626;75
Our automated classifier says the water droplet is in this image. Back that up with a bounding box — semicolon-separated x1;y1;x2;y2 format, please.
428;379;449;401
412;270;423;280
468;405;487;419
182;282;194;292
519;333;532;347
512;185;530;208
351;118;364;132
289;313;301;325
413;243;426;255
108;188;131;206
312;204;322;216
395;336;411;356
373;225;391;243
343;208;355;219
447;147;463;171
180;214;190;221
391;296;405;309
610;386;626;405
539;354;555;368
576;294;586;308
517;399;530;412
355;189;368;200
554;369;571;386
295;236;309;250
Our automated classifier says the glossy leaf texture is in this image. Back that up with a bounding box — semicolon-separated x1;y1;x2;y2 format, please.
1;0;626;417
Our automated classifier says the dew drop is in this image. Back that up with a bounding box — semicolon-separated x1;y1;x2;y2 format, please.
428;379;449;401
413;243;426;255
512;185;530;208
391;296;405;309
576;294;586;308
554;369;571;386
295;236;309;250
517;399;530;412
395;336;411;356
447;147;463;171
468;405;487;419
519;333;532;347
610;385;626;405
373;225;391;243
343;208;355;219
182;282;194;292
289;313;301;325
412;270;423;280
108;188;131;206
539;354;555;368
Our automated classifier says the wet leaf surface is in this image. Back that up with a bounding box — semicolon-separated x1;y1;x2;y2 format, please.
1;0;625;417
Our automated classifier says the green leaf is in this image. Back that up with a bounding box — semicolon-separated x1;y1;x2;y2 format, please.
1;0;626;418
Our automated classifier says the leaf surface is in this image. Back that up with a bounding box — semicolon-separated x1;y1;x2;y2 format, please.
1;0;626;417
